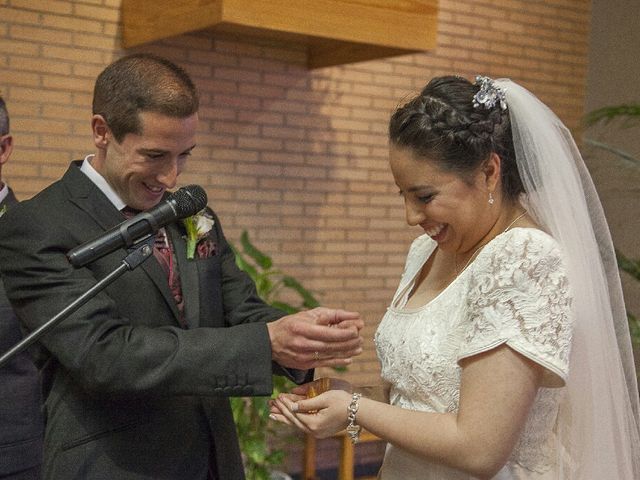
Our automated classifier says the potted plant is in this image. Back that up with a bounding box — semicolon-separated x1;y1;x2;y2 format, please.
230;231;320;480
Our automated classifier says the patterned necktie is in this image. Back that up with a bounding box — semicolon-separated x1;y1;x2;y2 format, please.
122;207;187;327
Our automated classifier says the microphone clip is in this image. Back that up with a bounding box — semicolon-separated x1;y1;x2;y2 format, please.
122;235;156;270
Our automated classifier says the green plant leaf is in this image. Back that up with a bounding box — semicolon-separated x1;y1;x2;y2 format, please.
245;438;268;463
252;467;271;480
585;104;640;127
616;250;640;282
272;375;296;395
232;248;260;283
282;276;320;308
266;450;285;465
629;313;640;346
255;276;275;300
241;231;273;269
270;301;299;314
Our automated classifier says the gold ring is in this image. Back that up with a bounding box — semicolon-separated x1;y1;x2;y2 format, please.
314;351;319;361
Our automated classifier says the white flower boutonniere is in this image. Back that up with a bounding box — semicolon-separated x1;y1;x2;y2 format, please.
182;209;215;259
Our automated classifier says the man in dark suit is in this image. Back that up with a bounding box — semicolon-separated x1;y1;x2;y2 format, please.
0;95;44;479
0;54;363;480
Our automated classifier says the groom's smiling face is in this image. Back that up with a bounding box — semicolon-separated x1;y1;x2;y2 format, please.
93;111;198;211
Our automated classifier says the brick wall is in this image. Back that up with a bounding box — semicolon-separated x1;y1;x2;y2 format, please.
0;0;592;474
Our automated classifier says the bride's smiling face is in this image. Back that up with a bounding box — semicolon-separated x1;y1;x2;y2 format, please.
390;145;499;256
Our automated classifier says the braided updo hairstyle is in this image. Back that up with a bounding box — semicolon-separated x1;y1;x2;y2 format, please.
389;76;524;202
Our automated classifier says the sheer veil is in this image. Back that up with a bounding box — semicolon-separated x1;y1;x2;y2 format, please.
495;79;640;478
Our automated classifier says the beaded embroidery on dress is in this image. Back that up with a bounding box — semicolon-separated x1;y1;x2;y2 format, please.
374;228;572;479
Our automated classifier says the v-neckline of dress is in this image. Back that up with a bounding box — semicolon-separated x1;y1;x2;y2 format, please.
392;228;532;313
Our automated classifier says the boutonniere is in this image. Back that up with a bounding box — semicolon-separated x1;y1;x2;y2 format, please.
182;209;216;259
0;205;6;218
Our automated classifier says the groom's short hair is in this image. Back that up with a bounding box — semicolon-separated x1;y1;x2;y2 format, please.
92;53;199;142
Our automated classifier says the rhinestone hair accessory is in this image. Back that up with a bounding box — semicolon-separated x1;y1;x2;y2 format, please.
473;75;507;111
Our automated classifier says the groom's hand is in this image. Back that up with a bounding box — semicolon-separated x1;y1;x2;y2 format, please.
267;307;363;370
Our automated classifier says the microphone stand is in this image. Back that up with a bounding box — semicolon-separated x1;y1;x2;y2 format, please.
0;236;156;369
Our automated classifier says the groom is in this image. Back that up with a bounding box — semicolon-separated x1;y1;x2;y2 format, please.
0;54;363;480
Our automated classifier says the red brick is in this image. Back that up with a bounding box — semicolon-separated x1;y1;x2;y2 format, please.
11;24;73;45
73;3;119;22
11;0;71;15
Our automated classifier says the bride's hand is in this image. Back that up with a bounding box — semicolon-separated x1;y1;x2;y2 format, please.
267;379;319;418
269;392;306;419
271;389;353;438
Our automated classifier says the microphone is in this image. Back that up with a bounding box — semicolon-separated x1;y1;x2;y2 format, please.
67;185;208;267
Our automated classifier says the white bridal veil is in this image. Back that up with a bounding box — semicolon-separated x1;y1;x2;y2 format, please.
495;79;640;478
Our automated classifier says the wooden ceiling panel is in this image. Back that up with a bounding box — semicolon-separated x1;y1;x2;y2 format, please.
122;0;438;68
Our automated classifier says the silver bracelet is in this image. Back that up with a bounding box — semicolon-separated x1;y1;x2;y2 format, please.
346;392;362;444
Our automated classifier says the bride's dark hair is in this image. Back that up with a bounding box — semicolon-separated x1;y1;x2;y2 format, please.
389;75;523;201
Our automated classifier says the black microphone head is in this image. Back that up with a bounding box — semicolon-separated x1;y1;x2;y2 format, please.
170;185;208;218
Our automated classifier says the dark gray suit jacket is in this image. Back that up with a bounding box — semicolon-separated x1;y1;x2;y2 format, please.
0;188;44;478
0;163;309;480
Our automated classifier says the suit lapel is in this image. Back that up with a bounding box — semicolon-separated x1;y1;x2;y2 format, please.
64;162;126;233
169;223;200;328
62;162;183;326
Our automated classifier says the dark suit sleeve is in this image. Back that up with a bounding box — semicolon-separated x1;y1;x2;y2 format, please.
0;192;305;399
208;210;313;384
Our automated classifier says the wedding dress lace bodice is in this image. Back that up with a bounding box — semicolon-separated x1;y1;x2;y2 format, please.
374;228;573;479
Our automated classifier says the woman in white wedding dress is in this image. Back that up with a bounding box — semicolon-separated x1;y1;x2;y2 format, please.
271;76;640;479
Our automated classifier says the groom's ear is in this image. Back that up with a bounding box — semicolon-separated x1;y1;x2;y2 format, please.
91;115;110;149
0;134;13;167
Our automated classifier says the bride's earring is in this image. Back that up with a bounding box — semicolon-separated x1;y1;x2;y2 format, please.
488;192;495;205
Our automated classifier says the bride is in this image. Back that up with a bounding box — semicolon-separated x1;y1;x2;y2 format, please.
270;76;640;479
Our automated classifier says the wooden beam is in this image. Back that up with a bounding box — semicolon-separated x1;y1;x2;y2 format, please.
122;0;223;48
221;0;437;50
122;0;438;68
307;39;418;69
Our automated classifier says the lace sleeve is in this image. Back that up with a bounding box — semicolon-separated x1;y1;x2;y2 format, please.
458;228;573;387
